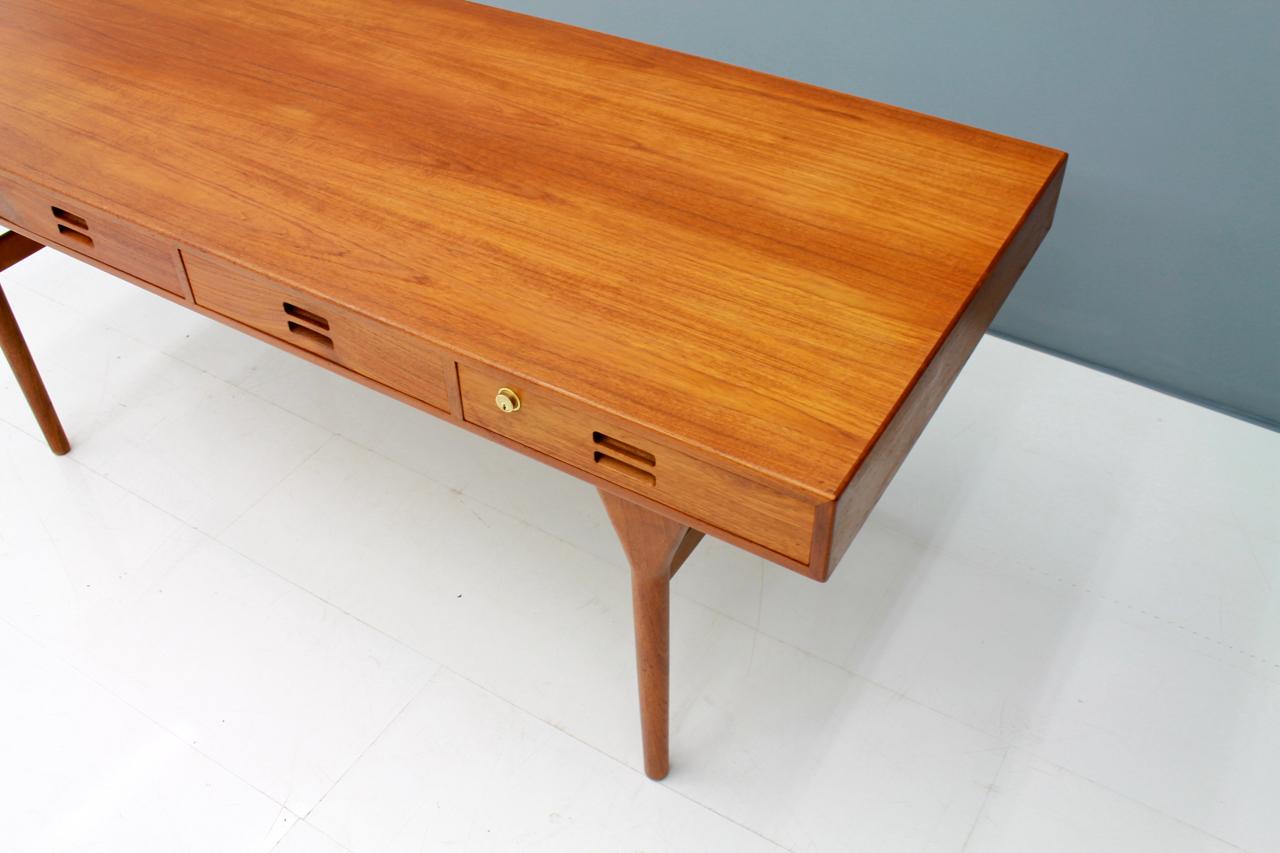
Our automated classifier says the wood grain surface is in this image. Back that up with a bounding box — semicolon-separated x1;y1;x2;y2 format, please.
0;0;1065;510
459;361;818;562
824;161;1067;577
185;250;453;412
0;171;185;297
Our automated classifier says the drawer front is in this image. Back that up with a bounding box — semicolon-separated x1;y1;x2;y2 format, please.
185;252;450;412
0;172;183;296
459;364;816;563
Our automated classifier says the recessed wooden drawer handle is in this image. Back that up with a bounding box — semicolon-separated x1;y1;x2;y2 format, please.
593;452;656;485
495;387;521;413
287;320;334;350
51;206;89;230
592;431;655;467
282;301;330;330
56;224;94;248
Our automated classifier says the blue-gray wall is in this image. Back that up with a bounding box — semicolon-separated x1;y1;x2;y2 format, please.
488;0;1280;427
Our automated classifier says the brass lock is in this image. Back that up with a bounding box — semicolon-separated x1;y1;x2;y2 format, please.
495;387;521;413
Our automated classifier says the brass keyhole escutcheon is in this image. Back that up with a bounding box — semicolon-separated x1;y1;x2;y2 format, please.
495;387;521;413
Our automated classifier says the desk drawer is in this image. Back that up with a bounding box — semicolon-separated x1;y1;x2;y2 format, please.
458;364;815;563
185;252;450;412
0;173;183;297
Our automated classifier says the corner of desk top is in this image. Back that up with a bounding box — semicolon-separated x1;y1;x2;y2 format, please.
807;148;1068;584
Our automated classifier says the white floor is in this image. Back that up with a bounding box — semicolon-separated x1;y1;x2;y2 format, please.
0;248;1276;853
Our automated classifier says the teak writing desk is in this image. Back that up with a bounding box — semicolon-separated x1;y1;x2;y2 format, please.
0;0;1065;779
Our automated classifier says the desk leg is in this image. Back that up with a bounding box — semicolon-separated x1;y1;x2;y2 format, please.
0;237;70;455
600;489;704;780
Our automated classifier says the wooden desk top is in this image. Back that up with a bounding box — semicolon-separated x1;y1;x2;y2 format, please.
0;0;1064;507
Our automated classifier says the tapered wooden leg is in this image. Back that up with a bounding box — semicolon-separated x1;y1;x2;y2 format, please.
0;234;69;455
600;489;704;780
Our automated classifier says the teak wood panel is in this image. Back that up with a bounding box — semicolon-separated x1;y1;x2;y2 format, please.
823;161;1068;578
185;252;451;413
0;0;1067;507
5;216;828;577
182;270;825;575
0;170;184;298
459;363;818;564
0;215;193;308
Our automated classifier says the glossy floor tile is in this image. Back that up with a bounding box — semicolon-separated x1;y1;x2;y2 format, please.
269;821;353;853
310;670;787;853
963;750;1245;853
220;435;708;764
221;440;1007;851
0;282;331;535
0;621;297;853
2;253;1277;851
